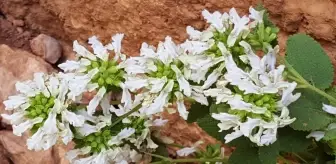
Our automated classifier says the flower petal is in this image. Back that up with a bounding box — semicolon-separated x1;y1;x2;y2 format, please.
87;87;107;115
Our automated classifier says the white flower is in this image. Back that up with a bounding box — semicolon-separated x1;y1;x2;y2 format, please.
224;129;243;143
306;131;325;141
87;87;107;115
212;113;240;131
322;104;336;115
153;118;168;126
202;63;225;89
186;26;213;42
190;86;208;105
171;65;191;96
227;8;250;47
176;141;203;156
202;10;226;32
13;117;43;136
249;7;264;28
240;118;261;136
61;109;85;127
144;80;174;115
3;95;28;110
175;92;188;120
108;128;135;145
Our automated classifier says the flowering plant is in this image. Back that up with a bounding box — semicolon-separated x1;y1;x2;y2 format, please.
2;4;336;164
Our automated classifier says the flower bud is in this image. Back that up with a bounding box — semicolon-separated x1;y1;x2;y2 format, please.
91;61;99;68
107;66;118;74
98;78;105;86
105;77;113;85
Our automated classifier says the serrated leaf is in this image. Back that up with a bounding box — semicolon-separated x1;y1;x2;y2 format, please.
187;102;211;123
196;114;222;140
229;144;262;164
289;90;333;131
286;34;334;89
258;141;280;164
278;127;311;152
324;129;336;141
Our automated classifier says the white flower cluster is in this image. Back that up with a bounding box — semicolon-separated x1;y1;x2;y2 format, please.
2;6;301;163
2;35;164;164
179;7;300;146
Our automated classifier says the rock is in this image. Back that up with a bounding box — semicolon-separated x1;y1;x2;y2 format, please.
0;44;54;116
0;18;31;51
16;27;23;33
12;19;24;27
30;34;62;64
0;131;56;164
59;40;76;61
160;112;233;156
0;130;70;164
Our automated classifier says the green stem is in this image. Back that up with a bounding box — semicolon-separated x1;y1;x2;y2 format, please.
292;153;308;163
285;60;336;103
110;100;121;105
305;84;336;103
150;158;228;164
143;152;170;161
110;104;142;127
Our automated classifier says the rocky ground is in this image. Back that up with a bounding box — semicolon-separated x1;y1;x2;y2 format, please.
0;0;336;163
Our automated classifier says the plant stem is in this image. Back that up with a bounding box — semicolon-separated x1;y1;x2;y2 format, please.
110;104;142;127
150;158;228;164
285;60;336;103
292;153;308;163
305;84;336;103
143;152;170;161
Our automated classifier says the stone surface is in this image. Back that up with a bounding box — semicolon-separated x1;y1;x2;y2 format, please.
0;130;70;164
30;34;63;64
0;44;54;115
0;17;32;51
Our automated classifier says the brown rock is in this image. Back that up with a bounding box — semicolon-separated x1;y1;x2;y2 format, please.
0;18;32;51
0;131;56;164
0;44;54;116
12;19;24;27
30;34;63;64
59;40;76;61
16;27;23;33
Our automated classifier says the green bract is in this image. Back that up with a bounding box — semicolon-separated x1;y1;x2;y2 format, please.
88;59;125;90
26;93;55;133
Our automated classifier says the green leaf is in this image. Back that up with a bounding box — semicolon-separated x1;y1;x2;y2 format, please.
278;127;311;152
229;144;262;164
196;114;222;140
151;143;169;162
289;90;333;131
258;141;280;164
286;34;334;89
187;102;210;123
324;129;336;141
